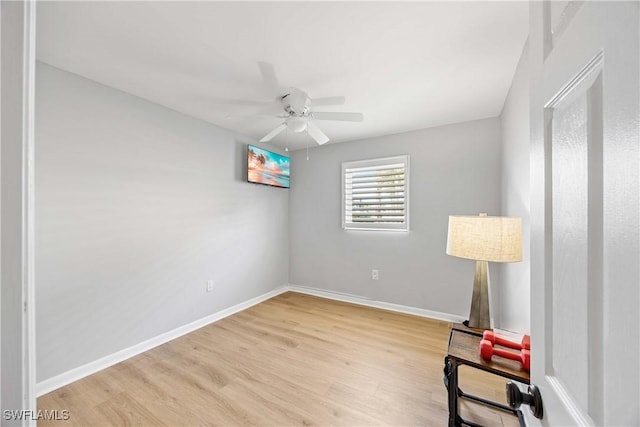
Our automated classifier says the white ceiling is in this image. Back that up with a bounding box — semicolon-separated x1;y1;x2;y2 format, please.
36;1;529;151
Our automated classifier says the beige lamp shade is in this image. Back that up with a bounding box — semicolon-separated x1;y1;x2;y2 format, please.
446;215;522;263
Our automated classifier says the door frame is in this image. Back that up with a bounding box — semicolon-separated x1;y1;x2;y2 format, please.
1;0;37;423
23;0;37;418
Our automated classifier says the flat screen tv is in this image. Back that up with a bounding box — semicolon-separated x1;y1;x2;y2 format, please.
247;144;290;189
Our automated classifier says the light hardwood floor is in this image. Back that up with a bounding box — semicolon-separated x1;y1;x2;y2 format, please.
38;292;519;426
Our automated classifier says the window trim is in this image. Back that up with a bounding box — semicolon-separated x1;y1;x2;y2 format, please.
341;155;410;232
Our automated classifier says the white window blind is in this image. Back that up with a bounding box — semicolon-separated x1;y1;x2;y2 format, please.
342;155;409;231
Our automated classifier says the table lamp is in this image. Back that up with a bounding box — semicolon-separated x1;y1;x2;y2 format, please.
446;213;522;330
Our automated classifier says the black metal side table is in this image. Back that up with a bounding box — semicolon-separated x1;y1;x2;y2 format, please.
443;323;530;427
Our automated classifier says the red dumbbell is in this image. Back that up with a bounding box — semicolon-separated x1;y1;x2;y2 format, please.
479;339;530;371
483;330;531;350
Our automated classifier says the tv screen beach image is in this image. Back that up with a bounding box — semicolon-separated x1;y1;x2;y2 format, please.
248;145;290;188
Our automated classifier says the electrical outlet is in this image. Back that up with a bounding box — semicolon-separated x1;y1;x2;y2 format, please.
372;269;379;280
206;280;214;292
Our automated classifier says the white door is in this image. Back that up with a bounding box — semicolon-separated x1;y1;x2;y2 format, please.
530;1;639;426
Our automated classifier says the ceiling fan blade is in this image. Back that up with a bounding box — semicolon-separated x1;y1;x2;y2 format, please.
306;121;330;145
260;123;287;142
209;97;272;107
312;112;364;122
311;96;346;107
208;97;280;115
257;61;282;97
253;103;287;116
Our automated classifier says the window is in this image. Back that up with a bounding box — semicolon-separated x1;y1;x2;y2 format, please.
342;155;409;231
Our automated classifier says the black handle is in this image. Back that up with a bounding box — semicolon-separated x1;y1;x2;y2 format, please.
506;381;544;419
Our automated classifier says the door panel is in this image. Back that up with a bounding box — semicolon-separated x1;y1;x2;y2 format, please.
530;1;639;426
548;59;603;424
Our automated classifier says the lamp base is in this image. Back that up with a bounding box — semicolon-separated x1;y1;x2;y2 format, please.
467;260;491;330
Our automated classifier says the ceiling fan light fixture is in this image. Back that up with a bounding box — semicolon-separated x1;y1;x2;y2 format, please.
286;116;307;133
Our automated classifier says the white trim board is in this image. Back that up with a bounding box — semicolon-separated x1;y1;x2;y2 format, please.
287;284;466;324
36;286;289;396
24;0;38;416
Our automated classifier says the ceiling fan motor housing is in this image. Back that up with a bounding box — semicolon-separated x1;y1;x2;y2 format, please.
282;88;311;116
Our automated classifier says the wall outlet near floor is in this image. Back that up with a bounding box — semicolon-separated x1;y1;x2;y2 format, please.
206;280;214;292
372;269;379;280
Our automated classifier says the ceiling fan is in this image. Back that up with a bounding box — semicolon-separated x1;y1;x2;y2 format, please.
257;63;363;145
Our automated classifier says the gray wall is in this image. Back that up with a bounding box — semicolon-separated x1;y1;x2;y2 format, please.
289;118;502;319
498;41;531;333
35;63;289;382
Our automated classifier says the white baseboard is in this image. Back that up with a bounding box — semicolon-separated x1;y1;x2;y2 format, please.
36;286;289;396
286;284;466;324
37;284;464;396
